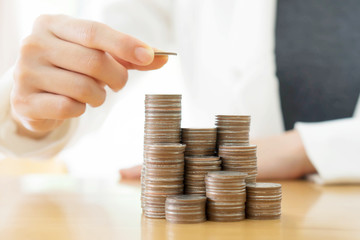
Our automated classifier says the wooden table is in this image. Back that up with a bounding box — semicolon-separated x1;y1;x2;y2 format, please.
0;176;359;240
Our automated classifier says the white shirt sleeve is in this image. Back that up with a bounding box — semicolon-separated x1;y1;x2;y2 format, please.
0;67;79;160
295;95;360;184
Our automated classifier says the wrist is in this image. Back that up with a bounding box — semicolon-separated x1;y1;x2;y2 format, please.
292;130;317;176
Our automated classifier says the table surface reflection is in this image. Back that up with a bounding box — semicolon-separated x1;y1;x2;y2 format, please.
0;176;359;240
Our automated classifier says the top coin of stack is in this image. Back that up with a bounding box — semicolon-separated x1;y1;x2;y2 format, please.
215;115;251;146
165;195;207;224
181;128;217;156
246;183;282;220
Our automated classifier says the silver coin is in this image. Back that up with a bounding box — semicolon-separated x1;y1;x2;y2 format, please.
154;51;178;56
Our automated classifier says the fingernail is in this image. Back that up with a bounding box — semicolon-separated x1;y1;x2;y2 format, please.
135;47;154;64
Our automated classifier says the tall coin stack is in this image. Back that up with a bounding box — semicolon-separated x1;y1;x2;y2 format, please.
218;145;257;183
246;183;282;220
142;95;182;214
165;195;207;224
205;171;247;222
143;144;186;218
184;156;222;195
215;115;251;146
181;128;217;156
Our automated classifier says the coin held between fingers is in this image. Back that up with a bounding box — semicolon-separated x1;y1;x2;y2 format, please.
154;51;178;56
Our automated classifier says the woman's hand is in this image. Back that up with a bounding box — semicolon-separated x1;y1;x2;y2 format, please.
11;14;168;139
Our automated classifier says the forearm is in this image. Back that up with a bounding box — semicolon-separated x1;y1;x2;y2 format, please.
254;129;316;180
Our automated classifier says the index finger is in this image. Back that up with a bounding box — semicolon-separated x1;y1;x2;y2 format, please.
46;15;154;66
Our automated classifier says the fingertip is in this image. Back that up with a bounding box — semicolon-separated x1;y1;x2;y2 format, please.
128;55;169;71
135;46;154;65
111;87;121;93
119;165;142;180
149;55;169;70
155;55;169;66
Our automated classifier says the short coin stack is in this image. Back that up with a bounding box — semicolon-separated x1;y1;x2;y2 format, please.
181;128;217;156
205;171;247;222
142;94;182;211
215;115;251;146
165;195;207;224
246;183;282;220
218;145;257;183
143;144;186;219
184;156;221;195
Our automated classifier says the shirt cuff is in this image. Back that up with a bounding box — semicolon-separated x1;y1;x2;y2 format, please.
295;118;360;184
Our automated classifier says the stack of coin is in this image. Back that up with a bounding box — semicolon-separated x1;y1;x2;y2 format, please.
205;171;247;222
144;94;182;145
218;145;257;183
246;183;282;220
142;94;182;211
165;195;207;223
215;115;251;146
184;156;222;195
143;144;186;219
181;128;217;156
